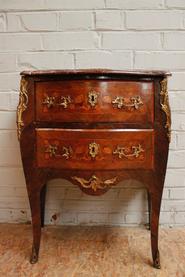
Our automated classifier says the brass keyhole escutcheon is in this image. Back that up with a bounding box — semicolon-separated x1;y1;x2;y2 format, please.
88;91;99;107
89;142;99;158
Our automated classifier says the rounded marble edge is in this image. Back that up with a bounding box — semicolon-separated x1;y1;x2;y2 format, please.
20;69;172;77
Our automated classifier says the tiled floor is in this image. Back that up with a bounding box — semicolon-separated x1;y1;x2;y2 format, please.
0;224;185;277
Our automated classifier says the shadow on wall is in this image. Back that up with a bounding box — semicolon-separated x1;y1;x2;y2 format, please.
45;178;148;226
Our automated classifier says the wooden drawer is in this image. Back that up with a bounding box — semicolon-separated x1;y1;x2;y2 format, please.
35;80;154;125
36;129;154;170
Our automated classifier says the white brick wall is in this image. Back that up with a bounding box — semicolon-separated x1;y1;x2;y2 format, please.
0;0;185;227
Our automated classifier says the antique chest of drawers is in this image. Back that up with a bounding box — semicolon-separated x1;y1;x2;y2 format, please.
17;69;171;268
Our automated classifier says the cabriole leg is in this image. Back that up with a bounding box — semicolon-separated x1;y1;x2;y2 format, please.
40;184;47;228
147;190;151;230
29;191;42;264
150;192;162;269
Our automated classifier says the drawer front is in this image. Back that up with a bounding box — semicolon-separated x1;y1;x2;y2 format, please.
35;80;154;125
36;129;154;170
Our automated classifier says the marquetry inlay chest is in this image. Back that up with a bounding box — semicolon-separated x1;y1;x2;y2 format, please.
17;69;171;268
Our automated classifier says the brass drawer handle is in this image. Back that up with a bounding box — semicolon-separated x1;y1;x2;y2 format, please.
62;146;73;159
42;95;71;109
42;96;55;108
88;91;99;107
113;144;144;159
112;96;143;110
89;142;99;158
45;144;57;157
72;175;117;192
58;96;71;108
45;144;72;159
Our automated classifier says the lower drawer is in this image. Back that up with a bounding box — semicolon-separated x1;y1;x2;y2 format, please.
36;129;154;170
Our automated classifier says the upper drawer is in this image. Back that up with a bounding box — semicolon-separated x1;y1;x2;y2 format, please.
35;80;154;125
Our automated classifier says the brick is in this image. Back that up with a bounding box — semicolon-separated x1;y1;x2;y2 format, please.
0;54;16;73
10;93;19;110
65;188;83;199
7;13;22;32
77;213;108;224
118;188;146;200
60;12;93;30
71;200;122;213
0;73;19;91
126;11;183;30
0;92;18;111
0;186;27;197
125;212;147;224
106;0;164;9
46;186;66;200
0;131;18;148
164;32;185;50
170;188;185;199
0;112;17;129
46;210;78;225
42;32;99;50
80;188;118;201
7;12;57;31
163;200;185;211
0;147;22;166
102;32;161;50
108;213;125;225
46;210;61;225
0;197;29;209
0;168;25;186
168;72;185;90
169;91;185;111
177;133;185;149
0;34;42;51
46;211;58;225
109;179;133;189
160;212;175;224
88;189;119;201
165;169;185;187
169;131;177;150
172;212;185;224
171;114;185;131
0;13;5;31
48;178;71;187
118;189;148;212
124;199;148;212
119;179;144;188
44;209;57;224
61;212;77;224
47;200;123;213
168;150;185;168
135;51;185;70
45;199;61;210
0;209;29;223
17;52;74;71
166;0;185;8
163;188;170;199
0;0;45;11
44;0;105;10
75;51;132;69
95;11;124;30
21;12;57;31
